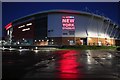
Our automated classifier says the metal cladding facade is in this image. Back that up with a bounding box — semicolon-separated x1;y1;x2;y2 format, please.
5;10;120;46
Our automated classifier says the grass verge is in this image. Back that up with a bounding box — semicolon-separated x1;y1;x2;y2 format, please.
59;45;119;50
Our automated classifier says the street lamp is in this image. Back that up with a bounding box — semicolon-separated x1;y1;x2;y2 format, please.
17;41;20;45
35;47;38;50
35;40;37;42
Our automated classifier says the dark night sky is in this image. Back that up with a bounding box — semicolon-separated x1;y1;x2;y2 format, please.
2;2;120;36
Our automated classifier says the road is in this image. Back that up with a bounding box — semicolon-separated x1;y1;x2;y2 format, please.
2;48;120;80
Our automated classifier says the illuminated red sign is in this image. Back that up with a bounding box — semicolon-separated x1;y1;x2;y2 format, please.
5;22;12;30
62;16;75;30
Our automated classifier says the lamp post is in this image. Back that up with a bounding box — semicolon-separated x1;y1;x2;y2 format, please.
86;12;94;45
104;19;110;46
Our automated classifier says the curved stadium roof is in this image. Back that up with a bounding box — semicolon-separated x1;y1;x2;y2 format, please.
12;9;111;23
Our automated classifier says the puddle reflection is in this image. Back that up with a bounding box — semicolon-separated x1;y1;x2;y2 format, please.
55;50;83;79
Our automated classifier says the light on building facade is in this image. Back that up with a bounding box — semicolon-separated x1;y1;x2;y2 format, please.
26;23;32;26
22;28;30;31
62;16;75;30
5;22;12;30
88;37;92;41
18;25;25;28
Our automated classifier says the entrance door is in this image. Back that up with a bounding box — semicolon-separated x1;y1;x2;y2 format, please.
80;40;83;45
69;40;74;45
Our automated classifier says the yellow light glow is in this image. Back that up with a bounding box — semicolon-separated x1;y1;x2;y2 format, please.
88;37;92;41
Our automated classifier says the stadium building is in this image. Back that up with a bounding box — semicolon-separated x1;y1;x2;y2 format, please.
4;10;120;46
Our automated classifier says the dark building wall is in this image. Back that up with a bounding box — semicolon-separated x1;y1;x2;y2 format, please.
12;20;34;41
62;37;74;45
47;37;62;45
115;40;120;46
34;15;48;40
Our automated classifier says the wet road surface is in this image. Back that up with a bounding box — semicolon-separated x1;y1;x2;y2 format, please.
2;49;120;80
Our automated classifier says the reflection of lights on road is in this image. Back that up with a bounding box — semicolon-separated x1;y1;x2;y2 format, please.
108;54;112;58
86;50;92;64
56;50;83;78
87;55;92;64
34;50;39;53
19;49;22;52
107;54;112;59
52;42;54;44
101;58;106;60
9;47;12;50
44;50;50;52
59;59;79;73
2;46;5;50
19;49;29;52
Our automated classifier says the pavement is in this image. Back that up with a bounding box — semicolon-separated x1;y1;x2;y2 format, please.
2;49;120;80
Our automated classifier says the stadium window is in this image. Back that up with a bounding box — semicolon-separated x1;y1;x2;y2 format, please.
63;33;68;35
69;31;75;35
